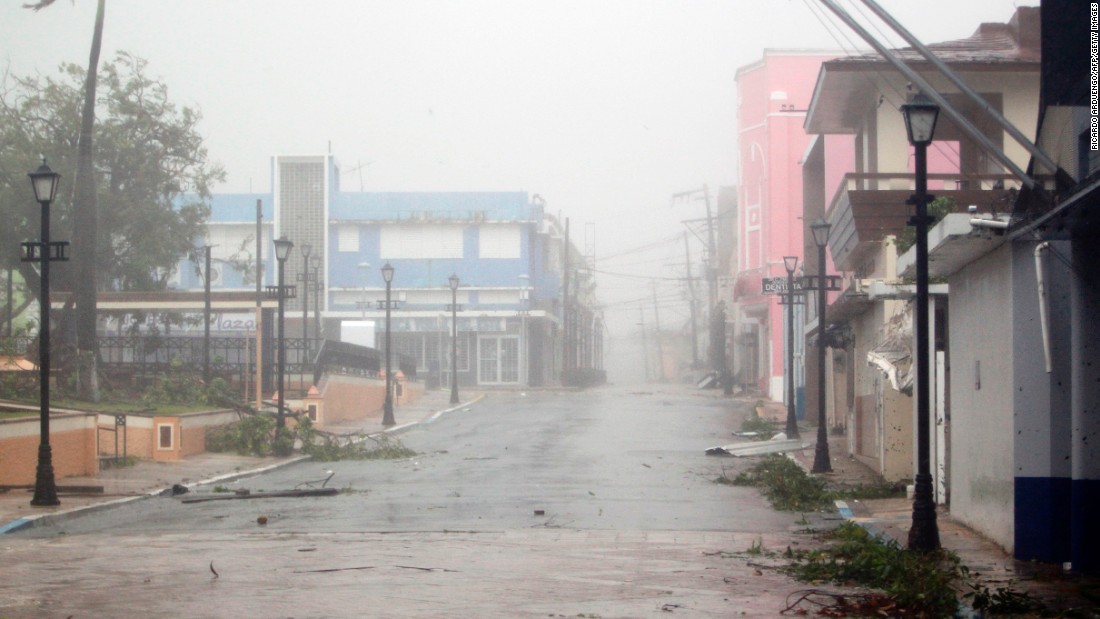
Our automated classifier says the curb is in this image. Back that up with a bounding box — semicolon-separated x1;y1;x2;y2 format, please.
0;394;485;535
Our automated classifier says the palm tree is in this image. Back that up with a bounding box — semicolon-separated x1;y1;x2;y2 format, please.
25;0;106;400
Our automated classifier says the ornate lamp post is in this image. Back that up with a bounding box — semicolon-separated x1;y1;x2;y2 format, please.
810;219;833;474
26;160;66;507
272;236;294;435
782;255;800;439
449;273;460;404
300;243;311;355
902;92;941;552
381;262;395;426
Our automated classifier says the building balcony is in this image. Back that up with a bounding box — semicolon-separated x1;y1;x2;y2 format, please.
825;172;1019;273
896;212;1010;279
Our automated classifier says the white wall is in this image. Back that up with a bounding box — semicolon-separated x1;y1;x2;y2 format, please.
948;242;1015;550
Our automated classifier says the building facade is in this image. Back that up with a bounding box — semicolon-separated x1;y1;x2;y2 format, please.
173;155;602;391
800;4;1100;567
732;50;839;406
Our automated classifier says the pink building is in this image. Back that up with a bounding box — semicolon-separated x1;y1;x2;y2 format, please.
732;50;839;403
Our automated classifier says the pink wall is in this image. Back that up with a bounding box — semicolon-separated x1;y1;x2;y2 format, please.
735;51;838;395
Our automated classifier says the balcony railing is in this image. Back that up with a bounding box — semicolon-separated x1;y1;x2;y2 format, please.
824;172;1024;272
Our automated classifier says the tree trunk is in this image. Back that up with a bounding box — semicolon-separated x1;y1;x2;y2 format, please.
72;0;106;402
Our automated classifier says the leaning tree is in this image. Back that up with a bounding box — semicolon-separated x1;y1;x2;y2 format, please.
0;51;224;395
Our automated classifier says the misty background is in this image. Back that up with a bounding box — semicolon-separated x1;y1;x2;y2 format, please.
0;0;1023;383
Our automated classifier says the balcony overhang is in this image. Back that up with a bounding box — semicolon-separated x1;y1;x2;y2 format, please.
824;283;872;326
897;213;1009;279
825;173;1017;272
822;278;948;329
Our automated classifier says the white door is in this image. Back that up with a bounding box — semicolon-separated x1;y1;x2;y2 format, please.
478;335;520;385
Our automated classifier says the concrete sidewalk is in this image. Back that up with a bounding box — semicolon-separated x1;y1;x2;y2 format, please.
0;387;481;534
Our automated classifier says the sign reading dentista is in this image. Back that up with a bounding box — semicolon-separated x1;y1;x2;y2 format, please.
760;277;805;295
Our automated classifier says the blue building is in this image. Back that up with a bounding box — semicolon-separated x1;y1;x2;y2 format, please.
175;154;603;389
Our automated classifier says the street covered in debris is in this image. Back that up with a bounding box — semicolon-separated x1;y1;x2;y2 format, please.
0;387;850;618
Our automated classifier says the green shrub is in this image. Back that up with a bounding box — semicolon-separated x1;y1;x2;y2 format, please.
731;454;833;511
894;196;956;254
301;431;415;462
740;415;779;440
786;523;965;617
206;414;276;456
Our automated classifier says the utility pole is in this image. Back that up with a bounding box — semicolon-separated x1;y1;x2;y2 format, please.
254;199;263;409
562;218;571;384
652;281;666;382
684;232;700;369
702;185;718;314
638;306;650;382
203;244;213;385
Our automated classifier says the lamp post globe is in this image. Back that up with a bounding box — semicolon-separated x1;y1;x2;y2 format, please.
902;93;941;552
810;219;833;474
381;263;395;426
449;273;460;405
28;160;62;507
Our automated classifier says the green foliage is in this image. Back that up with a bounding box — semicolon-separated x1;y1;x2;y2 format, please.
785;523;964;617
730;454;905;511
740;415;779;441
272;427;294;457
204;413;415;461
963;577;1046;616
894;196;957;255
0;52;224;296
300;428;416;462
206;414;276;457
139;358;238;408
731;454;834;511
782;523;1053;617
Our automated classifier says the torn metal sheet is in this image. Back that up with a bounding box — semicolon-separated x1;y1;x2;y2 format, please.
868;308;914;395
705;439;807;457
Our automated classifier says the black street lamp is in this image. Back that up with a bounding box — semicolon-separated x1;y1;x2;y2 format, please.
810;219;833;474
902;92;941;552
26;160;66;507
449;273;460;404
782;255;800;440
273;236;293;435
301;243;311;356
381;262;395;426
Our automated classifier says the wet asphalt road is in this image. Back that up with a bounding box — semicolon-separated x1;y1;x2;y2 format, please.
0;386;834;618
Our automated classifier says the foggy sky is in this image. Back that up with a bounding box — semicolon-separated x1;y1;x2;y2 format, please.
0;0;1029;347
